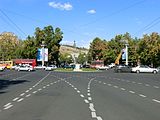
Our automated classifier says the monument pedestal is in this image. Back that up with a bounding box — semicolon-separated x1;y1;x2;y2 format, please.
73;64;82;71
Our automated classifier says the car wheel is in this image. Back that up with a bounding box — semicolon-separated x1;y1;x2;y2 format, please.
153;70;157;74
136;70;140;73
28;69;31;72
18;69;20;71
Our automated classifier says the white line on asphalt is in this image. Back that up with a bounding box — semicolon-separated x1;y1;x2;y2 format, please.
12;97;19;101
88;93;91;96
17;98;24;102
84;99;89;104
145;84;150;86
103;83;106;84
88;97;92;101
25;94;31;97
152;99;160;103
25;90;29;93
47;84;50;87
80;94;84;98
88;90;90;92
91;111;97;118
32;91;37;94
29;88;32;90
120;88;126;91
89;105;96;112
139;94;147;98
74;87;77;90
154;86;159;89
97;116;103;120
3;105;13;110
77;90;80;93
38;88;42;91
20;93;25;96
138;83;142;85
114;86;118;88
43;86;46;89
108;84;112;86
4;103;12;107
129;91;135;94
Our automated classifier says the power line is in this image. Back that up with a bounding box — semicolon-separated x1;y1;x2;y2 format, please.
0;8;27;37
78;0;147;27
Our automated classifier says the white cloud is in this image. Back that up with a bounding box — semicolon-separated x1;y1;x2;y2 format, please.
87;9;96;14
48;1;73;11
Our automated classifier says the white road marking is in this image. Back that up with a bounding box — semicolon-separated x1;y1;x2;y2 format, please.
32;91;37;94
108;84;112;86
120;88;126;91
74;87;77;90
47;84;50;87
80;94;84;98
43;86;46;89
89;105;96;112
129;91;135;94
38;88;42;91
20;93;25;96
145;84;150;86
25;90;29;93
26;94;31;97
84;99;89;104
88;97;92;101
114;86;118;88
17;98;24;102
103;83;106;85
29;88;32;90
139;94;147;98
97;116;103;120
154;86;159;89
138;83;142;85
12;97;19;101
77;90;80;93
132;81;136;84
3;105;13;110
152;99;160;103
4;103;12;107
88;90;90;92
91;111;97;118
88;93;91;96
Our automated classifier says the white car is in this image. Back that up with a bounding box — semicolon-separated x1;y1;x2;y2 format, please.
132;65;159;74
34;65;46;70
0;66;5;71
97;66;109;70
45;65;57;71
17;65;34;71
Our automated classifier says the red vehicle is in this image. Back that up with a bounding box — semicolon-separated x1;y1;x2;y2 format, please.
13;59;36;68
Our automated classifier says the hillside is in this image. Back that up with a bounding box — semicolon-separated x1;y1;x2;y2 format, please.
60;45;89;57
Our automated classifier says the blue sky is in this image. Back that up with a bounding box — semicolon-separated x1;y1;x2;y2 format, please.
0;0;160;48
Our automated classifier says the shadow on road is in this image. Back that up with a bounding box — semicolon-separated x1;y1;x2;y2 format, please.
0;79;29;94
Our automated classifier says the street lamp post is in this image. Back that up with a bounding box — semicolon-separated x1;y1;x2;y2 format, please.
41;41;45;67
121;39;129;65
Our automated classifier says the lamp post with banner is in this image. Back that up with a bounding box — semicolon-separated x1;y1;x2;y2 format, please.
41;41;46;67
121;39;129;65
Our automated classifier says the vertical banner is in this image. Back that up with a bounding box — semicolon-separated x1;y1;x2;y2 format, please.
122;48;126;60
37;48;48;62
37;48;42;61
44;48;48;62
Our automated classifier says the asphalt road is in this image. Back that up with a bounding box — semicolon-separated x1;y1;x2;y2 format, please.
0;69;160;120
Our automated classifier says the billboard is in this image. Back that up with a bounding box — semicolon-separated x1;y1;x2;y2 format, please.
37;48;48;61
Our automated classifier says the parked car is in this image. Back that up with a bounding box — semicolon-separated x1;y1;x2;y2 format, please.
97;66;109;70
35;65;46;70
17;65;34;71
132;65;159;74
114;64;132;73
45;65;57;71
0;66;5;71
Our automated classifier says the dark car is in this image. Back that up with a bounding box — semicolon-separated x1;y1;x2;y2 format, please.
114;64;132;73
